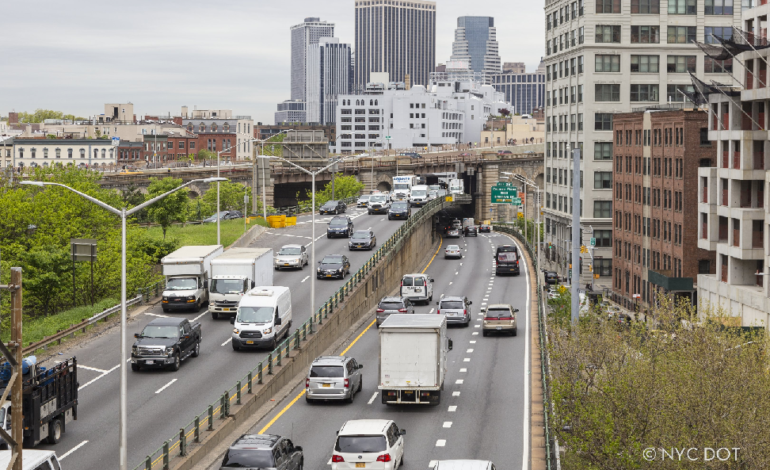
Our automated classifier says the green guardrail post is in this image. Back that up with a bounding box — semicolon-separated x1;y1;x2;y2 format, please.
179;428;187;456
248;371;253;393
224;390;231;416
236;380;242;405
162;440;170;470
303;322;308;341
194;415;200;443
294;329;300;349
319;309;324;325
145;456;151;470
220;394;226;418
277;344;282;366
258;362;263;384
267;353;273;375
208;405;214;430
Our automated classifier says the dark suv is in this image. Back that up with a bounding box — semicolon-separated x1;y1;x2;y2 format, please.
376;296;414;326
220;434;303;470
320;200;346;215
327;216;354;238
464;225;478;237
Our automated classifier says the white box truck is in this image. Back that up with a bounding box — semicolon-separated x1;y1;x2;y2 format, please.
378;314;452;405
392;175;417;201
208;248;273;319
161;245;223;312
449;178;465;195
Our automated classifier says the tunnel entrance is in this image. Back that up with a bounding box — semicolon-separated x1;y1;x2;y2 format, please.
377;181;392;192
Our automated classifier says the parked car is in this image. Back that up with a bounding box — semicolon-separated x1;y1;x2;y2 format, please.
388;201;411;220
349;229;377;250
131;318;201;371
317;254;351;279
481;304;518;337
464;225;478;237
220;434;303;470
357;195;372;207
497;150;512;156
368;195;391;214
376;296;414;326
274;244;309;270
400;273;434;304
437;296;472;327
203;210;243;223
320;200;347;215
327;216;354;238
445;244;462;259
330;420;406;470
305;355;363;403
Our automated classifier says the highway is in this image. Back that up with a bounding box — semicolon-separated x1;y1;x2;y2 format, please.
204;230;532;470
37;204;424;469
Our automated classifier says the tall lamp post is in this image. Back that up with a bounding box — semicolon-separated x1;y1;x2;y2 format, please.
21;176;228;470
511;173;543;269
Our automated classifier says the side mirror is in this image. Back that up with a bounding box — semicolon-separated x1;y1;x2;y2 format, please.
399;429;406;435
275;317;282;326
203;280;209;289
430;279;435;282
436;301;439;305
448;339;453;351
134;333;140;339
295;446;303;452
230;317;235;324
514;308;520;313
358;364;364;369
468;301;473;305
480;307;487;313
251;280;256;288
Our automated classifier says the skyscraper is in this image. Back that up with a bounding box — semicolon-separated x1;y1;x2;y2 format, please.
306;38;352;124
450;16;501;78
490;60;545;115
354;0;436;91
290;17;335;102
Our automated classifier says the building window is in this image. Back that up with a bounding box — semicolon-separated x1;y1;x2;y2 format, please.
630;84;659;101
594;259;612;276
595;230;613;247
80;149;85;158
55;148;61;158
668;0;696;14
596;25;621;43
705;58;733;73
30;148;36;158
179;141;185;149
595;113;613;130
631;55;660;73
211;123;218;132
594;201;612;218
43;148;48;158
596;0;621;13
631;0;660;13
631;25;660;43
594;142;613;159
667;56;697;73
667;26;696;44
594;171;613;189
667;84;695;101
223;122;230;132
595;55;620;72
595;84;620;101
705;0;733;15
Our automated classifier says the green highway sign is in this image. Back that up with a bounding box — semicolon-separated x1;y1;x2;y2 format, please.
512;197;522;205
491;182;518;204
590;237;596;246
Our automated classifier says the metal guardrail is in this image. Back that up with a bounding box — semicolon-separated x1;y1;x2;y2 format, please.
131;195;452;470
493;224;557;470
271;196;358;217
22;295;143;355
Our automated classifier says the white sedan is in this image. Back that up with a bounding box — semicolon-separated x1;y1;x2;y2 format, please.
445;245;462;259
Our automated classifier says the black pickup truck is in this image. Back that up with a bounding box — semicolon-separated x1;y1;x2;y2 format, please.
131;318;201;372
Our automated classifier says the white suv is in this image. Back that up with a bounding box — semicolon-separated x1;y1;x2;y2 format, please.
330;419;406;470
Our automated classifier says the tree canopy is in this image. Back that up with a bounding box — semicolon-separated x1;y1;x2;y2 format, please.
146;177;189;239
15;109;86;123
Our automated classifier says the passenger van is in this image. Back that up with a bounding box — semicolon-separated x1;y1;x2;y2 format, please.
400;274;434;304
230;286;292;350
0;450;62;470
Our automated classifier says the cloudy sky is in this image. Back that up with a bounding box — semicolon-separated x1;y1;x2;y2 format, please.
0;0;544;124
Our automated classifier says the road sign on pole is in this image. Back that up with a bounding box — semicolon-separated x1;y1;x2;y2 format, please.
491;182;518;204
590;237;596;246
111;136;120;146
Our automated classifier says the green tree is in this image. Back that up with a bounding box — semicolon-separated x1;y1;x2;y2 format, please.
201;181;251;215
16;109;83;123
303;174;363;208
261;134;285;157
21;246;73;316
146;177;188;239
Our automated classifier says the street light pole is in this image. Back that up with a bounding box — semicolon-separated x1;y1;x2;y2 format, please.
20;176;227;470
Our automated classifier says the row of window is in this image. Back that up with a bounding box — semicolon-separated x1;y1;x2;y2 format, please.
547;113;585;132
546;0;584;30
546;168;584;187
546;141;585;158
547;85;584;106
615;182;684;212
546;195;613;219
615;155;685;179
548;27;586;55
615;127;687;147
17;148;114;159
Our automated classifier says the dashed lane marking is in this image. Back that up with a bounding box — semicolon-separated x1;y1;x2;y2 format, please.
58;440;88;460
155;378;177;394
368;392;379;404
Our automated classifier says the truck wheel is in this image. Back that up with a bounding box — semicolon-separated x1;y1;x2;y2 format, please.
192;341;200;357
211;311;219;320
46;418;63;445
131;363;140;372
170;352;181;371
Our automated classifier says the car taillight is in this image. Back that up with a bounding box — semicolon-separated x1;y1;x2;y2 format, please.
376;454;392;462
398;308;407;312
464;309;467;316
305;378;309;388
400;281;403;287
437;309;440;314
332;455;345;463
377;308;385;313
344;378;350;388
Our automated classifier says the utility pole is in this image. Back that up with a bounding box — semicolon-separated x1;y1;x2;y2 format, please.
0;267;23;470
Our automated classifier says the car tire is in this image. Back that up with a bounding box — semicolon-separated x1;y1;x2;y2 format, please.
170;352;181;371
358;377;363;392
211;311;219;320
162;307;169;313
482;330;489;337
232;343;240;351
192;341;200;357
131;363;140;372
326;234;330;239
334;209;338;215
513;328;518;337
46;418;63;445
305;396;313;404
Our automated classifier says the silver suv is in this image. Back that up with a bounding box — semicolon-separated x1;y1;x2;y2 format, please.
376;297;415;327
436;296;472;327
305;356;363;403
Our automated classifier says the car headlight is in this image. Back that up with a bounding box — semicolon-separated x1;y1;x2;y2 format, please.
317;268;322;272
263;328;272;335
337;268;343;272
162;296;168;301
166;347;174;355
233;328;240;334
187;295;195;300
131;346;138;354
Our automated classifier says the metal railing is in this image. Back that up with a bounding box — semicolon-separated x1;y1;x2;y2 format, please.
493;224;558;470
132;195;452;470
271;196;358;217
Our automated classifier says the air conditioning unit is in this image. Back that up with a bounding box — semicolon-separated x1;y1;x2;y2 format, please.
249;288;274;297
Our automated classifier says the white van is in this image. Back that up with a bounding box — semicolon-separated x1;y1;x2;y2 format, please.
230;286;292;350
400;274;434;304
0;450;62;470
432;460;496;470
409;185;430;207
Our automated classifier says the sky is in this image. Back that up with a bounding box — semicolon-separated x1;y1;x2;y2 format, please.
0;0;544;125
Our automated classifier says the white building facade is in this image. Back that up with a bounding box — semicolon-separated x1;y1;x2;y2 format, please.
306;37;352;125
10;139;116;169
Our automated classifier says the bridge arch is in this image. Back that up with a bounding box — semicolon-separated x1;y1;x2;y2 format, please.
187;183;203;199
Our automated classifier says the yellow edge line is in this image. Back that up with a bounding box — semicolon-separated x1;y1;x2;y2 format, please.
422;236;443;274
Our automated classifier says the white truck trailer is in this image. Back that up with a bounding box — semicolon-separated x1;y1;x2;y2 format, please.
208;248;273;319
378;314;452;405
449;178;465;195
392;175;418;201
161;245;223;312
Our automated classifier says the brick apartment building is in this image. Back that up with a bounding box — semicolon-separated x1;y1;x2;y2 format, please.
611;108;716;311
141;132;236;162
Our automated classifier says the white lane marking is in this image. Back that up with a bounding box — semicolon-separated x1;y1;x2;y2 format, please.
155;378;177;394
460;263;463;266
455;380;464;385
301;276;310;283
464;358;471;362
449;282;453;285
466;348;474;353
144;312;168;318
221;337;233;346
440;294;445;298
459;368;467;372
429;308;434;313
452;391;461;396
448;405;458;412
455;272;459;275
481;302;487;306
192;310;209;322
58;440;88;460
470;340;476;344
474;325;480;328
436;439;447;447
78;364;120;391
430;460;438;469
443;422;453;428
472;332;479;335
368;392;379;404
78;365;108;373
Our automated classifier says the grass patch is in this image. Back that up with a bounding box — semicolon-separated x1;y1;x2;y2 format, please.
140;218;268;247
1;298;119;348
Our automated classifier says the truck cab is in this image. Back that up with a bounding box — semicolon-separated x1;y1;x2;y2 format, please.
449;179;464;195
409;185;430;207
392;176;416;201
209;248;273;319
161;245;223;313
0;450;63;470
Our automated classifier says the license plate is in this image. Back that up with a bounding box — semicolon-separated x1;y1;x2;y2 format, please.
284;263;290;266
222;308;230;311
356;463;366;468
145;360;154;365
322;383;331;388
326;275;332;278
246;341;254;344
356;245;362;248
496;327;502;331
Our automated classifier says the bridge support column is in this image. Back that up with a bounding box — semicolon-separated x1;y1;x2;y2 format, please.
252;158;274;213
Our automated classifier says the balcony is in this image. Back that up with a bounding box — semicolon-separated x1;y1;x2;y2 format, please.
723;113;730;130
753;230;763;248
648;269;693;292
722;189;728;206
721;264;728;282
734;228;740;247
702;221;708;239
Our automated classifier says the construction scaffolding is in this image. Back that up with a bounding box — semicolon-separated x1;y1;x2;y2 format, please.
0;267;23;470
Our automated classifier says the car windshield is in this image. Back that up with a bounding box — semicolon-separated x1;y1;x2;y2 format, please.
323;201;338;208
358;195;370;201
392;203;408;209
310;365;344;377
221;449;275;468
237;306;274;323
210;279;244;294
411;190;427;197
208;211;229;219
330;219;348;227
141;325;179;338
352;232;370;240
380;302;404;310
279;247;301;255
166;278;197;290
335;435;387;453
370;196;386;203
323;256;343;264
440;301;464;309
486;308;513;318
447;245;459;250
